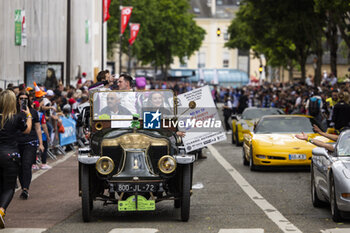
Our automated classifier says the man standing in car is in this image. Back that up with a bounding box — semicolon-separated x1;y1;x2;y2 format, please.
117;73;136;113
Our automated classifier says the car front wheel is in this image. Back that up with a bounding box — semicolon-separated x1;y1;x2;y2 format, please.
311;167;323;208
249;146;257;171
235;130;241;147
231;126;236;144
243;147;249;166
81;164;92;222
181;164;191;221
330;175;342;222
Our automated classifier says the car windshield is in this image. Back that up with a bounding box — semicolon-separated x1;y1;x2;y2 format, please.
241;108;283;120
92;90;174;120
255;116;317;134
337;131;350;156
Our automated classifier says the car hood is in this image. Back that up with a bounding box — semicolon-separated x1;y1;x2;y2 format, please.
253;133;330;147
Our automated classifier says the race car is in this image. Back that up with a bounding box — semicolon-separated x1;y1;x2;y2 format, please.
231;107;284;146
242;115;333;170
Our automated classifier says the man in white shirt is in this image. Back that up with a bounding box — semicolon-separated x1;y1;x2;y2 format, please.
117;74;137;114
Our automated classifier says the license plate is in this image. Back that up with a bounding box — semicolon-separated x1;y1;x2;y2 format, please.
116;183;158;192
289;154;306;160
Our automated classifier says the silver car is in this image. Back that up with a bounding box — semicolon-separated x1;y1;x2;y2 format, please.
311;129;350;222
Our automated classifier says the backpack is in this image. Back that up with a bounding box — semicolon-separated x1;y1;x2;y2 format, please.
308;97;321;117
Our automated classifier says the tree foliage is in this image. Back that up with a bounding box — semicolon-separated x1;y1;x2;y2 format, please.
107;0;206;75
225;0;334;82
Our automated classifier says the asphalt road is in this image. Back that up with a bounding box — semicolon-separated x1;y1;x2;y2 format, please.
4;137;350;233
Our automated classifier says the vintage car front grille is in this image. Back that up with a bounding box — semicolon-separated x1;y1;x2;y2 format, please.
102;146;124;174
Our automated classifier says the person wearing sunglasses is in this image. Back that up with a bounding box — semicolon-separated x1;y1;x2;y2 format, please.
16;92;45;200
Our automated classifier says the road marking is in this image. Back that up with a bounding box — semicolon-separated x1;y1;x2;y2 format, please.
321;229;350;233
218;229;264;233
208;145;302;233
109;229;158;233
15;150;75;193
1;228;46;233
108;229;264;233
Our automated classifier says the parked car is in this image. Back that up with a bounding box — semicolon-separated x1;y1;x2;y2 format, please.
242;115;333;170
78;90;195;222
231;107;284;146
311;129;350;222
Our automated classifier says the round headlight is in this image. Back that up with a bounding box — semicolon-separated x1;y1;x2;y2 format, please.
96;156;115;175
158;155;176;174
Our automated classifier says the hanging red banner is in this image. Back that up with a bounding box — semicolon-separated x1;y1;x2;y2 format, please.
128;23;140;45
121;7;133;35
103;0;111;22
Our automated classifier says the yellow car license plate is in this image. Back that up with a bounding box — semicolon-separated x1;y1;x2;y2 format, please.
289;154;306;160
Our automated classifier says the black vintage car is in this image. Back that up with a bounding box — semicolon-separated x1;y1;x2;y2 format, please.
78;90;195;222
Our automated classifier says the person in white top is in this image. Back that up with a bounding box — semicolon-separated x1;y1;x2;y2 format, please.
117;74;137;114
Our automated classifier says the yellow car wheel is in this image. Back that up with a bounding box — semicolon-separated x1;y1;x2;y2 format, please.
235;130;241;147
249;146;257;171
231;130;235;144
243;147;249;166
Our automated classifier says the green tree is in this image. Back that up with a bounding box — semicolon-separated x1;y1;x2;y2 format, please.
107;0;205;77
314;0;350;78
226;0;325;82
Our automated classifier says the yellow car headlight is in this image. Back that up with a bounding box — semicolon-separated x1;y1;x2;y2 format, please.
96;156;115;175
158;155;176;174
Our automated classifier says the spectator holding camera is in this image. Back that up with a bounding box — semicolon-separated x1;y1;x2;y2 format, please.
0;90;32;228
16;92;45;200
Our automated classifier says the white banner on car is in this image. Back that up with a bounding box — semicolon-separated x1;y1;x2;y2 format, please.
177;85;226;152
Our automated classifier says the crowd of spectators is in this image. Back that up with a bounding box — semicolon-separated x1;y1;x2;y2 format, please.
214;73;350;133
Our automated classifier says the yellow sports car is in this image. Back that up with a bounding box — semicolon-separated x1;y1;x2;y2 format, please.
231;107;284;146
242;115;333;171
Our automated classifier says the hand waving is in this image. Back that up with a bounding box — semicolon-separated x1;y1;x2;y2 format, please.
295;132;308;141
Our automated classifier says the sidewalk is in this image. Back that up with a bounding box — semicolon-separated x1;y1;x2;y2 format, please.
5;150;80;229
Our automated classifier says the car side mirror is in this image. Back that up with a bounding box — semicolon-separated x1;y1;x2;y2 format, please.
312;147;329;157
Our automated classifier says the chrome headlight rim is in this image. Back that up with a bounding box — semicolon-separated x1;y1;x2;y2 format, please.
96;156;115;175
158;155;177;174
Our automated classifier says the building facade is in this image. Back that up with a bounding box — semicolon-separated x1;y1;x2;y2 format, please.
0;0;104;89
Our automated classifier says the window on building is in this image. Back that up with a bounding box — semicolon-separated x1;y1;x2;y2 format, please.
180;56;188;68
223;51;230;68
198;52;206;68
224;28;229;41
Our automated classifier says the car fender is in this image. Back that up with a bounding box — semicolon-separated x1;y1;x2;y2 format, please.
328;162;350;203
174;154;195;164
78;155;100;164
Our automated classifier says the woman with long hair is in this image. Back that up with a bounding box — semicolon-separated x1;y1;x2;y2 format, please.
0;90;32;228
16;92;45;200
44;68;58;90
